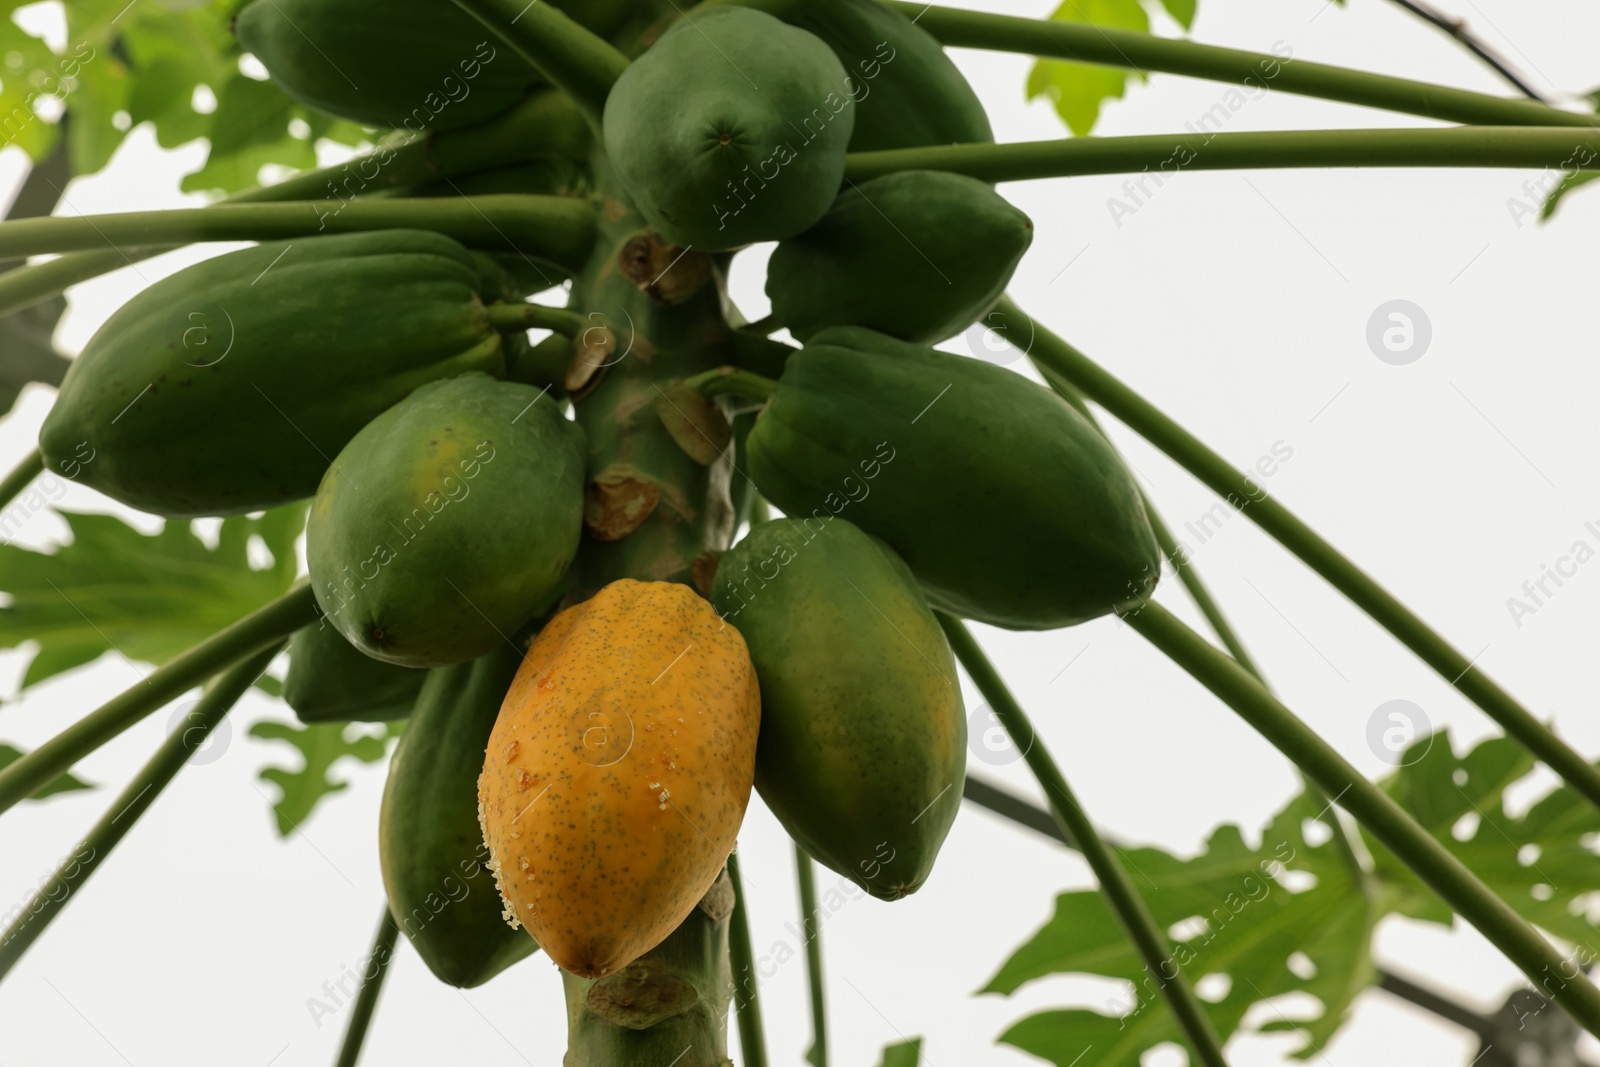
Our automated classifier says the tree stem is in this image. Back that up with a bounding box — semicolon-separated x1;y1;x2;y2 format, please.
0;89;592;320
334;908;402;1067
0;583;315;818
727;850;768;1067
0;448;42;512
845;126;1600;183
485;302;590;335
939;615;1230;1067
1123;599;1600;1037
0;196;596;270
0;643;281;982
1000;296;1600;819
794;845;828;1067
449;0;629;120
891;3;1588;127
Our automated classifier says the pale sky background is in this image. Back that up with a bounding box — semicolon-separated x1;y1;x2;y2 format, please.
4;0;1600;1064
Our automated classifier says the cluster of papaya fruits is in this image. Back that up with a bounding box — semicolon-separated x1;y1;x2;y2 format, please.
36;0;1160;992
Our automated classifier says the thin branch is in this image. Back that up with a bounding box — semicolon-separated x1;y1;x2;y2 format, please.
998;296;1600;823
449;0;628;120
891;3;1592;128
941;616;1230;1067
0;448;42;511
0;644;282;981
0;583;315;817
844;126;1600;184
1384;0;1550;103
795;845;829;1067
333;908;402;1067
726;850;769;1067
1122;600;1600;1038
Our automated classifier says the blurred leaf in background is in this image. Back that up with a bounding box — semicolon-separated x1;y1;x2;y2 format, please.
1027;0;1196;136
248;718;400;835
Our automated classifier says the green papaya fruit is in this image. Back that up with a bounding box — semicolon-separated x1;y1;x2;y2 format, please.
283;622;426;724
602;6;855;250
778;0;993;151
235;0;541;130
39;230;509;517
745;328;1161;629
766;170;1032;343
711;518;964;899
380;644;537;987
307;373;585;668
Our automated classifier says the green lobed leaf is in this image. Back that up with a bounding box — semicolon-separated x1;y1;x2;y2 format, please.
248;718;402;836
875;1037;923;1067
985;788;1374;1063
0;504;306;690
1363;729;1600;949
1026;0;1150;137
0;741;93;799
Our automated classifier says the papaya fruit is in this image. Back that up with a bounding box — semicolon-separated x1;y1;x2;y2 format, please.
478;579;760;977
380;644;538;987
711;518;964;899
39;230;509;518
307;373;586;668
282;622;425;724
602;6;855;250
745;327;1161;629
766;170;1032;343
235;0;554;131
775;0;993;152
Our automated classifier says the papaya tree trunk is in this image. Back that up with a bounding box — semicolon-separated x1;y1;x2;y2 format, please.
558;147;743;1064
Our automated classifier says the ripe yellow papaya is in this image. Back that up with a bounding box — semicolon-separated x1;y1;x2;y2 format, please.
39;230;508;518
380;644;538;987
766;170;1033;343
602;6;854;250
711;518;964;899
282;622;425;724
307;373;585;668
478;579;760;978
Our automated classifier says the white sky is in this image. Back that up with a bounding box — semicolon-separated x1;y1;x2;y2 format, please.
4;0;1600;1064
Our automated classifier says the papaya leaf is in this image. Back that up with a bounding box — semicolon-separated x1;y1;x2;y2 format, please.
248;719;402;836
0;742;93;799
874;1037;923;1067
985;788;1374;1064
1027;0;1150;137
1540;171;1600;222
0;505;306;691
1363;729;1600;949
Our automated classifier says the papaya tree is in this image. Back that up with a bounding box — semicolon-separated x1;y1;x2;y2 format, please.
0;0;1598;1064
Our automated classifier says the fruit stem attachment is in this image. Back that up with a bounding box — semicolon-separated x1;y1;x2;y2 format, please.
0;643;281;983
727;850;769;1067
0;448;42;512
888;4;1592;129
0;89;592;320
794;845;829;1067
997;295;1600;821
1120;598;1600;1039
939;615;1230;1067
682;366;779;403
334;908;402;1067
0;197;598;272
485;302;590;336
0;583;315;819
844;126;1600;184
449;0;629;121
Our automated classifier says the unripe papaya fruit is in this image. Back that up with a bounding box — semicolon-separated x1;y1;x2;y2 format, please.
380;644;538;987
39;230;508;517
478;579;760;978
711;518;964;899
766;170;1032;343
283;622;425;724
307;373;585;668
746;328;1161;629
602;7;855;250
777;0;993;151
